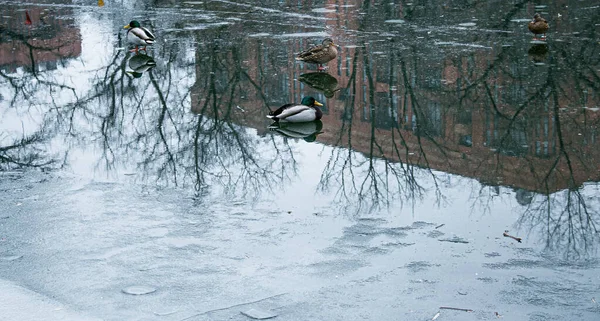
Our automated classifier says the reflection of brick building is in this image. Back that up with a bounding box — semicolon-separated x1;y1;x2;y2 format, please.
0;1;81;72
190;0;600;194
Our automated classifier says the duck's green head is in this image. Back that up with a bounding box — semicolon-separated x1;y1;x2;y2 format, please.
124;20;141;29
301;96;323;107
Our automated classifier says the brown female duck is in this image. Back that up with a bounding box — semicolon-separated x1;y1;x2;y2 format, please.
528;13;549;40
295;38;338;71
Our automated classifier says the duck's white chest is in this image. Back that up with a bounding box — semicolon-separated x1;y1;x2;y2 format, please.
127;30;149;46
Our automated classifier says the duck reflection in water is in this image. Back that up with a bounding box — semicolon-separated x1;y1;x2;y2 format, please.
126;52;156;78
268;120;324;143
528;44;549;64
299;72;340;98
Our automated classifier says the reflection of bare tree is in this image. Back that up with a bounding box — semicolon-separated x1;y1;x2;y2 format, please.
312;0;599;257
0;7;80;170
0;131;55;169
0;7;80;109
513;47;600;259
436;7;600;258
80;41;289;196
318;30;435;213
189;31;298;195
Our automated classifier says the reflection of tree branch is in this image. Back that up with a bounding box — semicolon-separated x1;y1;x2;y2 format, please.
0;132;54;169
512;39;599;259
149;70;179;185
399;59;447;203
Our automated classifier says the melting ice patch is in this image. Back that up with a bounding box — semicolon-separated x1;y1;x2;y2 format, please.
312;8;336;13
276;32;330;38
435;41;492;49
122;285;157;295
249;33;271;38
183;22;230;30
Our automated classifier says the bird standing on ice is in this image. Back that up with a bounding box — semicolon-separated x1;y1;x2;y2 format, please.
124;20;155;52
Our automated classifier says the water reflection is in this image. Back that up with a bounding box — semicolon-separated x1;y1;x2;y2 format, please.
126;53;156;78
0;0;599;258
299;72;340;98
528;43;548;63
268;121;323;143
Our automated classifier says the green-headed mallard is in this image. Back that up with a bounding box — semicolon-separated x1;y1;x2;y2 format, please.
267;96;324;123
124;20;155;51
295;38;338;71
528;13;549;40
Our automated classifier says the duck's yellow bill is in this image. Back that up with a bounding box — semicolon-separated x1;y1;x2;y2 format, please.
314;101;323;107
123;24;130;29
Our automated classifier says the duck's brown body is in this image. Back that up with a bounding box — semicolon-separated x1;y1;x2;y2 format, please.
295;38;338;70
528;14;549;39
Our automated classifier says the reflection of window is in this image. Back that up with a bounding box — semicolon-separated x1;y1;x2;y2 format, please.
280;73;289;103
415;101;442;137
391;93;398;122
503;83;526;104
423;75;441;89
404;114;416;131
489;121;529;157
535;141;550;157
532;116;555;157
373;93;395;130
502;129;528;156
457;110;472;125
376;60;387;84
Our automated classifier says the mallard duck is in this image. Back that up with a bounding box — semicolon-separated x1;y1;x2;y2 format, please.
268;121;324;142
124;20;155;51
267;96;323;122
528;13;549;40
127;53;156;78
295;38;338;71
